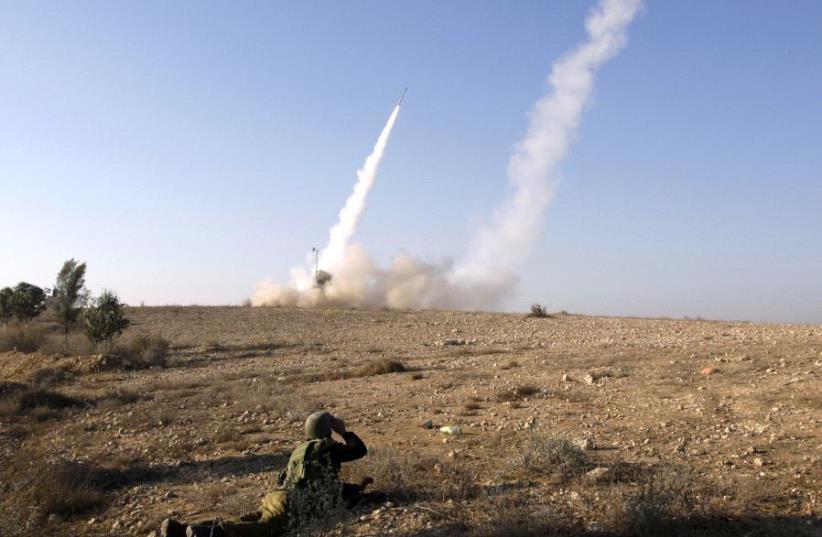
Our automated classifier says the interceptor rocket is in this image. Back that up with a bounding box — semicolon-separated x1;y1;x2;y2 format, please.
397;87;407;106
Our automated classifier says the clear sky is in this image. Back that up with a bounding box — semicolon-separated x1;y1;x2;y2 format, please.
2;1;820;323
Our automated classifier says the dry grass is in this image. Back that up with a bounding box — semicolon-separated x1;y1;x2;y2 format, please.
0;323;47;353
0;381;86;421
296;358;408;384
0;455;106;529
356;358;406;376
27;365;73;387
517;435;588;482
342;448;477;504
117;333;170;367
496;384;541;402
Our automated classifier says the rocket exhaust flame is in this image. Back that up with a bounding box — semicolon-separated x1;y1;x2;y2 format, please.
253;0;642;310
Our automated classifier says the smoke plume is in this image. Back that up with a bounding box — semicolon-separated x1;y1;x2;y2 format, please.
319;104;401;272
253;0;642;310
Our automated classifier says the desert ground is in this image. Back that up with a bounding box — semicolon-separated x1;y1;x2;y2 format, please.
1;306;820;536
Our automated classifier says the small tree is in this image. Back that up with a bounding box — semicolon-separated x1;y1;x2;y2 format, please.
7;282;47;322
0;286;13;323
527;303;550;318
84;291;130;347
54;259;88;343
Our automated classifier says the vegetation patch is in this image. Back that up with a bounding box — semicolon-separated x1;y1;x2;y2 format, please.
296;358;408;383
92;334;170;370
526;303;551;318
496;384;541;401
517;435;588;481
0;323;47;353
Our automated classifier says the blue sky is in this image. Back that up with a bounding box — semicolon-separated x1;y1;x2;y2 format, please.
1;1;820;323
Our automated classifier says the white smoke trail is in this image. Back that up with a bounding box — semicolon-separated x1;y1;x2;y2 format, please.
251;102;402;307
450;0;643;307
253;0;642;310
319;104;401;272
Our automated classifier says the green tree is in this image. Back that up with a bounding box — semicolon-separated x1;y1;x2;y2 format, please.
0;287;13;323
7;282;47;322
54;259;88;343
84;291;130;346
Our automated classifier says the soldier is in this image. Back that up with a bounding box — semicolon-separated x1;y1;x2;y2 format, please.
160;411;375;537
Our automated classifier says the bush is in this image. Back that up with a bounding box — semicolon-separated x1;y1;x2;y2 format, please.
602;464;724;537
1;283;46;322
84;290;130;346
27;366;72;387
356;358;406;376
0;323;47;353
109;334;170;369
496;384;541;402
0;456;105;526
518;435;588;481
0;287;12;323
0;382;85;421
527;303;550;318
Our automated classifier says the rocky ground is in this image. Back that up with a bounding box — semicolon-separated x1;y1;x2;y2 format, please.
1;306;820;536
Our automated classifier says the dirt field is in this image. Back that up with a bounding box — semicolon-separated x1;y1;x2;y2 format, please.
1;306;820;536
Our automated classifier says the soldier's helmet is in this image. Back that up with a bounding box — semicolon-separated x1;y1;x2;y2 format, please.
305;411;333;439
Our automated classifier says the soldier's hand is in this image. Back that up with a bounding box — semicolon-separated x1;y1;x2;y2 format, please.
331;416;346;435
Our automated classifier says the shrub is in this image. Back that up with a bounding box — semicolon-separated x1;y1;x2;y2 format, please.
53;259;88;343
110;334;170;369
518;435;588;481
3;283;46;322
0;287;12;323
601;464;721;536
27;366;72;387
294;359;408;384
496;384;541;401
0;323;47;353
0;456;105;525
342;448;476;503
527;303;550;318
84;290;130;346
0;382;85;421
356;358;406;376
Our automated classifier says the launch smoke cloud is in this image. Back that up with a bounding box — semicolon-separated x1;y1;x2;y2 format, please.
252;0;643;310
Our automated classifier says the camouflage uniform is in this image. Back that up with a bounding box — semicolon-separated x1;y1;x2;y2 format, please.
198;432;368;537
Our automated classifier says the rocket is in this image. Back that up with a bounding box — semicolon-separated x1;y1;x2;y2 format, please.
397;87;407;106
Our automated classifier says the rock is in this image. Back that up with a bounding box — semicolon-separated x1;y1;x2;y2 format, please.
701;366;719;376
47;514;63;524
384;501;395;508
164;490;177;499
443;338;466;346
561;374;573;382
88;517;99;525
583;373;595;384
147;532;158;537
569;491;581;501
422;420;434;429
753;457;764;467
573;438;594;451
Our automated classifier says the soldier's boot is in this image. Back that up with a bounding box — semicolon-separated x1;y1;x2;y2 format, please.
186;524;226;537
160;518;187;537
